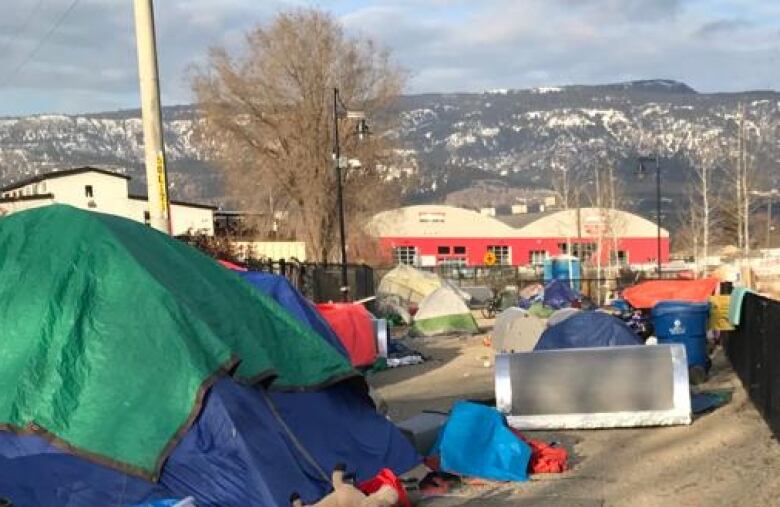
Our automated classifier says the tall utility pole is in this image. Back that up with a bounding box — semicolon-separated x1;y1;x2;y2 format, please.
333;88;348;301
133;0;171;234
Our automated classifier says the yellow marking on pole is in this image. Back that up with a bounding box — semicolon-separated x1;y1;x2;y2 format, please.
156;152;168;215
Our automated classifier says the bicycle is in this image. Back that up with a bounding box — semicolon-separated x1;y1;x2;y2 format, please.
481;296;501;319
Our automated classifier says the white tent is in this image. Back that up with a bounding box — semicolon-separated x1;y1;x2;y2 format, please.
491;307;545;352
378;265;470;306
547;307;581;328
411;287;479;337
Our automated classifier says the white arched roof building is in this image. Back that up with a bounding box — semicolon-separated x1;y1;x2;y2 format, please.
369;205;669;268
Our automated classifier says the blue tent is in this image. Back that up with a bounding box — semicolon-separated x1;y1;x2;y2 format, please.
237;271;418;482
0;271;418;506
535;311;642;351
542;279;579;310
237;271;348;357
0;378;418;507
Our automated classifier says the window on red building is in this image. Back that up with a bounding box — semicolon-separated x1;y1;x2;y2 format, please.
438;246;451;254
394;246;418;266
453;246;466;255
487;245;511;265
529;250;548;266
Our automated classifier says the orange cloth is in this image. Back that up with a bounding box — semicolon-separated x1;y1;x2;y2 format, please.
511;429;568;474
622;278;720;309
359;468;410;507
316;303;378;367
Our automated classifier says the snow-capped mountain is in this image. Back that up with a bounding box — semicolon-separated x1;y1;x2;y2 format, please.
0;80;778;215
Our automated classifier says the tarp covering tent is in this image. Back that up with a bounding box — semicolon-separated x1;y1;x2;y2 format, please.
623;278;720;309
1;378;419;507
0;207;417;506
411;287;479;337
535;312;642;350
316;303;378;367
491;308;545;352
378;265;444;305
543;279;579;310
235;271;419;481
378;265;470;307
0;206;357;490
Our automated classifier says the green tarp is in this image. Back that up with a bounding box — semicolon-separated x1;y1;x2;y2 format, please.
0;205;354;479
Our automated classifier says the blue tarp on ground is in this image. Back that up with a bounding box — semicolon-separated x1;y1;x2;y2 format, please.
237;271;349;357
535;311;642;351
432;401;531;482
542;279;579;310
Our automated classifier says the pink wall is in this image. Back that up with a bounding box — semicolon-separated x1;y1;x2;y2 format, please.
380;236;670;267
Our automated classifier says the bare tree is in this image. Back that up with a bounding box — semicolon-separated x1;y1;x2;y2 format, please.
192;8;405;261
685;131;724;272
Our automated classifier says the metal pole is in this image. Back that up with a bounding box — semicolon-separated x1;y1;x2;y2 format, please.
334;88;349;301
656;156;662;277
133;0;171;234
768;199;773;249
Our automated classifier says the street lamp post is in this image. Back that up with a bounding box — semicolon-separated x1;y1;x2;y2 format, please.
638;155;662;277
332;88;369;301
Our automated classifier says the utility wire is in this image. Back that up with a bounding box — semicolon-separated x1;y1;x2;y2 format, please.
0;0;83;88
0;0;48;60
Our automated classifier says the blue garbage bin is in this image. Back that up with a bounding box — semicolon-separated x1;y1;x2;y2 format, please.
651;301;710;369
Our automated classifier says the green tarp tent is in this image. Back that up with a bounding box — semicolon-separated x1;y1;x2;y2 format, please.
411;287;479;337
0;205;354;479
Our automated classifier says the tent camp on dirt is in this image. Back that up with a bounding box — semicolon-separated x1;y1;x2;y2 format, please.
0;205;418;507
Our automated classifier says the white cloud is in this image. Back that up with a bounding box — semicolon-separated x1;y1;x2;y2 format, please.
0;0;778;115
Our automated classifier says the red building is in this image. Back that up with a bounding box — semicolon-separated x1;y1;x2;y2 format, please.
368;205;670;268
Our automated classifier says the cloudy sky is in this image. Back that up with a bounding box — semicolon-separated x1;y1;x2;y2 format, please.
0;0;779;116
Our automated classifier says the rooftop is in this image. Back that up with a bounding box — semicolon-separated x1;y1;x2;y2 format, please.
0;166;130;192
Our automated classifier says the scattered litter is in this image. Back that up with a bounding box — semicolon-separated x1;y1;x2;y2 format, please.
386;340;426;368
419;471;462;498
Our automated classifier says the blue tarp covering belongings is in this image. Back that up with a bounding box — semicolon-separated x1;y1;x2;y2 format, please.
431;402;531;482
542;279;579;310
535;311;643;350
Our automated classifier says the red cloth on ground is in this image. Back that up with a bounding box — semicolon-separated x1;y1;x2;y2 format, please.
622;278;720;309
511;429;568;474
316;303;378;367
358;468;411;507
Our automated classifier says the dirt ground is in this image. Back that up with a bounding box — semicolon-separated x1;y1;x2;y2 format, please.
369;315;780;507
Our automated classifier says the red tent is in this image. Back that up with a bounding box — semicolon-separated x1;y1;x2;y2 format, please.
623;278;720;309
316;303;377;368
218;259;247;271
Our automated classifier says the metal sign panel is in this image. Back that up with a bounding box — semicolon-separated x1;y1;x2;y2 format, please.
495;344;691;429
